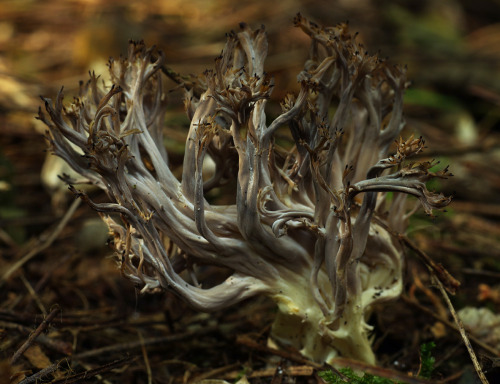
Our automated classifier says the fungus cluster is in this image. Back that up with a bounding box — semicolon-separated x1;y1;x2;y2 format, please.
40;15;451;365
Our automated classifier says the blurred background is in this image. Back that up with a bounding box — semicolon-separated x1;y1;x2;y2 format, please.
1;0;500;383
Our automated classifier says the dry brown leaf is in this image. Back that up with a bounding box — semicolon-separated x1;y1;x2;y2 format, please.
5;364;28;384
23;344;51;369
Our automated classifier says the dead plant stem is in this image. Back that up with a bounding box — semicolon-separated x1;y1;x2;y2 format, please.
10;305;60;365
433;275;489;384
138;331;153;384
402;296;500;357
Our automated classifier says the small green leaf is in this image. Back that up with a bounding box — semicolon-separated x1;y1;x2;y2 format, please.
318;368;403;384
419;341;436;378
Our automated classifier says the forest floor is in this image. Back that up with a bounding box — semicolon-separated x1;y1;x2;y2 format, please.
1;1;500;383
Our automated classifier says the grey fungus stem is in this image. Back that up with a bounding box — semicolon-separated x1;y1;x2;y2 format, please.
41;16;451;365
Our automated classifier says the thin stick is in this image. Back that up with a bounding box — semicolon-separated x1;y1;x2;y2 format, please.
0;226;19;249
73;325;219;360
236;334;324;369
399;235;461;295
191;363;240;382
462;268;500;279
224;365;315;380
372;215;461;295
0;320;72;354
451;201;500;217
19;271;47;315
49;357;136;384
138;331;153;384
402;296;500;357
433;275;489;384
387;221;490;381
78;360;114;384
16;360;63;384
0;198;81;286
10;305;61;365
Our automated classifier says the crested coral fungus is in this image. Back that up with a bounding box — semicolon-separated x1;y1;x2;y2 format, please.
39;14;451;365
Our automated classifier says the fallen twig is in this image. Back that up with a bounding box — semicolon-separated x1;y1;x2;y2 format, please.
10;305;61;365
402;296;500;357
16;360;64;384
0;320;72;355
433;275;490;384
451;201;500;218
371;216;461;295
391;221;490;382
236;334;323;369
49;356;137;384
223;365;315;380
462;268;500;279
399;235;461;295
190;363;240;383
19;271;47;315
73;325;219;360
138;331;153;384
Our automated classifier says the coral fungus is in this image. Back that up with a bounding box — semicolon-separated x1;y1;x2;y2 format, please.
39;14;451;364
